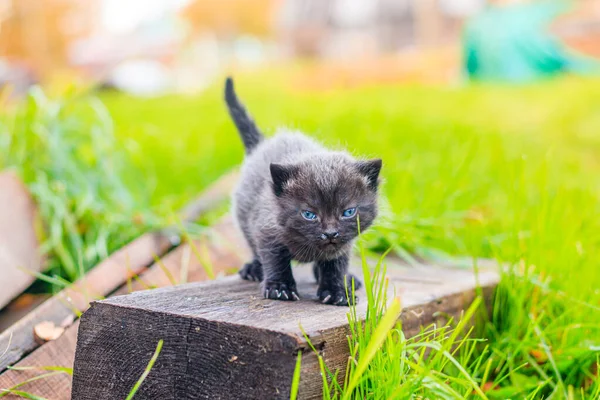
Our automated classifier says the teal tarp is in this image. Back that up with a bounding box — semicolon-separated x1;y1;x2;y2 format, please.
463;1;599;82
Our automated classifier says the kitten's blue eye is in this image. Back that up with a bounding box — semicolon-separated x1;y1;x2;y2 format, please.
301;210;317;220
342;207;357;218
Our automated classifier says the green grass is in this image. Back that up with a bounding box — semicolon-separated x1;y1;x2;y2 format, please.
3;69;600;397
0;88;167;283
341;250;489;399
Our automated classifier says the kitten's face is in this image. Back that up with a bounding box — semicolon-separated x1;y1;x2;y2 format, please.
271;155;381;261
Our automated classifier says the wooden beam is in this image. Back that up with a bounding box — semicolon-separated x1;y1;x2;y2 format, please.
116;217;248;295
71;260;499;399
0;217;244;399
178;171;238;222
0;170;238;372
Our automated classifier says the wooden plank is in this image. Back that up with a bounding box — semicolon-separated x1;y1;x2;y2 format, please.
118;216;248;295
0;231;171;373
0;217;244;399
0;294;51;333
71;260;499;400
0;171;237;372
0;323;78;400
178;171;239;222
0;171;43;309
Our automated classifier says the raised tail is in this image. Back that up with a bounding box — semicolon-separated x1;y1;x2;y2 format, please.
224;77;263;154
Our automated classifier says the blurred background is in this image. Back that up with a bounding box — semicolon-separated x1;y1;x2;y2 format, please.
1;0;599;95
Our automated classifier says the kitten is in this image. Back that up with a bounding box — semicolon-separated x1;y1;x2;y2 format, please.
225;77;382;306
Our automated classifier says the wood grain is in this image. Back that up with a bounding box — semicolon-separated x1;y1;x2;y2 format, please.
0;322;78;400
72;259;499;399
0;171;238;373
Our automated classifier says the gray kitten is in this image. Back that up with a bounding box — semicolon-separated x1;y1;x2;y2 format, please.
225;77;382;306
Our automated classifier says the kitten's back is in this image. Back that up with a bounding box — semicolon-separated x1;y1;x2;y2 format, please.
233;130;324;247
236;130;324;199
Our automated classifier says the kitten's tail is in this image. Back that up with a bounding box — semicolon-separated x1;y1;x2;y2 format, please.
224;77;263;154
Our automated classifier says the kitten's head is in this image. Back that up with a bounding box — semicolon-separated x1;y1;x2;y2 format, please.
270;153;382;261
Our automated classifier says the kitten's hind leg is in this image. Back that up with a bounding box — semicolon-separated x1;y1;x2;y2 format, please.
239;258;263;282
345;273;362;291
313;263;320;283
316;266;361;290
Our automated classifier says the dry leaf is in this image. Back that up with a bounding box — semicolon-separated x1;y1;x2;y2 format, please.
33;321;65;343
584;362;598;389
482;381;497;392
529;349;548;364
7;294;37;310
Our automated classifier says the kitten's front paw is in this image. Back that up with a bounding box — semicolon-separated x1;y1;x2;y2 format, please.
263;281;300;301
239;259;263;282
317;288;357;306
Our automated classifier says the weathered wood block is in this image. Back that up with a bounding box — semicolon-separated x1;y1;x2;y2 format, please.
0;171;43;310
72;260;498;400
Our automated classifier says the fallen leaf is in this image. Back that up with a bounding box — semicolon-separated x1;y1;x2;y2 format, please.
529;349;548;364
132;214;144;225
33;321;65;343
7;294;37;310
482;381;497;392
584;362;598;389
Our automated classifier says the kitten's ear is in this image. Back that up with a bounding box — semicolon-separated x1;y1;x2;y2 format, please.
356;159;382;191
270;163;298;197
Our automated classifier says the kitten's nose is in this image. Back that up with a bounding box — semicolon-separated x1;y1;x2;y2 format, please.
320;231;340;241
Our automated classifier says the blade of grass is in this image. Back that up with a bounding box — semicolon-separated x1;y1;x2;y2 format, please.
186;234;215;279
0;332;12;361
0;371;64;398
298;324;339;399
153;254;177;286
7;365;73;375
407;341;489;400
342;297;402;400
17;268;69;289
289;352;302;400
0;389;48;400
125;339;164;400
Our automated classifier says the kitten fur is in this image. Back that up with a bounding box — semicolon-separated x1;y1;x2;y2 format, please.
225;77;382;306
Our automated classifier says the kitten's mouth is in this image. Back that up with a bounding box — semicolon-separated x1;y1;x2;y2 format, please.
321;241;341;252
